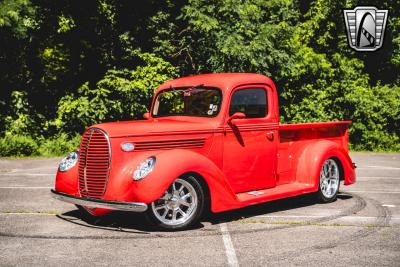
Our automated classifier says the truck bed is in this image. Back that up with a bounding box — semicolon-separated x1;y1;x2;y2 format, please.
279;121;351;145
277;120;351;185
279;120;352;130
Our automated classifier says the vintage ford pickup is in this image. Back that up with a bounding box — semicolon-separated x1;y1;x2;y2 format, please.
52;73;356;230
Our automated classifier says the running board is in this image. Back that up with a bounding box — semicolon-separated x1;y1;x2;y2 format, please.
236;183;316;206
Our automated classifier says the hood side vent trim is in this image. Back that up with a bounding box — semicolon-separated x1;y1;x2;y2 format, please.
134;138;206;151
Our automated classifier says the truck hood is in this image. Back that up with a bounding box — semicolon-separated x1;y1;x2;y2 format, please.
91;118;220;138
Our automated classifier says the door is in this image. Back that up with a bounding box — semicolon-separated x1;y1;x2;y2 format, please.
223;86;278;193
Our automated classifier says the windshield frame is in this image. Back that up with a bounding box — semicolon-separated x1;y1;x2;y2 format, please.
151;86;223;118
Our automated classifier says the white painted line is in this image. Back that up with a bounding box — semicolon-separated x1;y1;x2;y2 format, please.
0;173;55;176
0;186;52;189
358;165;400;170
345;190;400;194
382;204;396;208
357;176;400;180
254;215;400;220
220;223;239;267
254;215;335;219
5;167;57;174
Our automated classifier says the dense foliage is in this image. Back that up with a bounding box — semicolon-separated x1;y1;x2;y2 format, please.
0;0;399;156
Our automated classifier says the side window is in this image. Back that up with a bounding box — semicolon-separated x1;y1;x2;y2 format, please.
229;88;267;118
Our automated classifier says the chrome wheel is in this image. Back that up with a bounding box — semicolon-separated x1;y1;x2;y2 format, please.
319;159;340;199
151;178;198;226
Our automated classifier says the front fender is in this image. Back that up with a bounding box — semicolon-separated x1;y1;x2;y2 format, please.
132;149;240;213
295;140;356;190
55;162;79;196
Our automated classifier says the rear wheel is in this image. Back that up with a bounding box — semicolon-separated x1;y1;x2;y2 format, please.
317;158;340;203
146;175;205;230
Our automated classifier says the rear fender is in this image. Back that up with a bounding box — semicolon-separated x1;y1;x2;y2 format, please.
295;140;356;190
133;149;239;212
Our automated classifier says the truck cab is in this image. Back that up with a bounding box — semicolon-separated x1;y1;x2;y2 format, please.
52;73;356;230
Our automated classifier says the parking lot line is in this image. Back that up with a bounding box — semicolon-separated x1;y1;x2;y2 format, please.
357;176;400;180
0;186;52;189
345;190;400;194
3;167;56;173
253;215;400;220
0;173;54;176
382;204;396;208
358;165;400;170
219;222;239;267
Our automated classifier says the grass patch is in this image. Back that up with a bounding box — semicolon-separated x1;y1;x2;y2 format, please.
1;210;62;215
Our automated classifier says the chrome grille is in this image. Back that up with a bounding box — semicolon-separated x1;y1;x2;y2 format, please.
78;128;111;199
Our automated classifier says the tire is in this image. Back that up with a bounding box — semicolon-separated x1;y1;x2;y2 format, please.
317;158;341;203
146;175;205;230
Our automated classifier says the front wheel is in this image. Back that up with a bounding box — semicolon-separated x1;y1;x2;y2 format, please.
146;175;205;230
317;158;341;203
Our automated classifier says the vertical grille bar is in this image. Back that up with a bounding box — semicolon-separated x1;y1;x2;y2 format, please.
78;128;111;199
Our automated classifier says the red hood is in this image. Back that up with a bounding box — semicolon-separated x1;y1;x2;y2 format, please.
91;118;220;138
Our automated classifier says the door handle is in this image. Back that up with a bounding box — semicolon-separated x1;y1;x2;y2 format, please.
266;131;274;141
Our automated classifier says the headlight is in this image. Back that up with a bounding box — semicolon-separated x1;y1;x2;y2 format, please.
59;151;79;172
133;156;156;181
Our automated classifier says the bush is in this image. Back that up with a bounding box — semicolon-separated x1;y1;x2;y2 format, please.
3;91;36;135
0;135;38;157
0;133;82;158
346;83;400;151
37;133;81;157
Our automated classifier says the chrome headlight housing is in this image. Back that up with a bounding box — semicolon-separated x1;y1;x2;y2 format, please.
133;156;156;181
59;151;79;172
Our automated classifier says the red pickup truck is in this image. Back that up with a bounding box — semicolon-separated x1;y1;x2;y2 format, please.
52;73;356;230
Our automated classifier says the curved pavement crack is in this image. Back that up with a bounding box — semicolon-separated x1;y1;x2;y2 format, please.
0;193;368;240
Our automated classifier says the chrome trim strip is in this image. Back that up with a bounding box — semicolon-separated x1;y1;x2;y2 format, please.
80;127;112;198
103;128;112;195
93;128;112;196
83;129;93;193
51;190;148;212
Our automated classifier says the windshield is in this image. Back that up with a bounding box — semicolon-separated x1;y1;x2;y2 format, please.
152;87;222;117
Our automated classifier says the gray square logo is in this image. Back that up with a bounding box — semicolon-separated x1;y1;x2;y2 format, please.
343;6;388;52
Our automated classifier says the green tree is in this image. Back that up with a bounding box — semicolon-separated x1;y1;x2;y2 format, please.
55;52;177;133
0;0;399;155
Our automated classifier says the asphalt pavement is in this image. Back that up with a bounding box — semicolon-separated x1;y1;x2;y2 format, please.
0;153;399;266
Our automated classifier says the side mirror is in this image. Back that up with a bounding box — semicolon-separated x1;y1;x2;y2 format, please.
228;112;246;124
143;112;150;119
